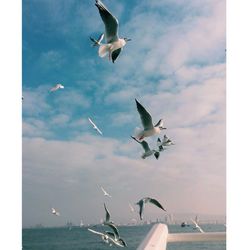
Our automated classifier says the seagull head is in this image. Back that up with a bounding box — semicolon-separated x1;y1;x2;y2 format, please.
123;37;132;42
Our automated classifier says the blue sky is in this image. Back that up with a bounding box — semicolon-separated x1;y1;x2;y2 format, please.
22;0;226;227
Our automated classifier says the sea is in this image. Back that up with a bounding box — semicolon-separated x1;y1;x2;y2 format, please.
22;224;226;250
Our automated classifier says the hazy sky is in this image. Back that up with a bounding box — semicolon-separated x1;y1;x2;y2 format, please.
22;0;226;228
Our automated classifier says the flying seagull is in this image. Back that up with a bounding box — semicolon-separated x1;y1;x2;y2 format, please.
90;33;104;47
191;218;204;233
131;136;160;160
136;197;166;220
51;207;60;216
94;0;131;63
88;117;103;135
134;99;166;140
161;135;174;146
49;83;64;92
101;186;112;197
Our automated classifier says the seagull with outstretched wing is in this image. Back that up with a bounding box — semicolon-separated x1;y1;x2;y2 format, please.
94;0;131;63
134;99;166;141
88;117;103;135
136;197;166;220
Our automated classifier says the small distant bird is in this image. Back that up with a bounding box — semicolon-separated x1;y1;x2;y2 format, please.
51;207;60;216
88;117;103;135
49;83;64;92
134;99;166;140
129;203;135;213
94;0;131;63
131;136;160;160
136;197;166;220
191;217;204;233
90;33;104;47
161;135;174;146
101;186;112;197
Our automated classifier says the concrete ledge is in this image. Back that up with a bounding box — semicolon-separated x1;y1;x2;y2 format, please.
137;223;168;250
167;232;226;243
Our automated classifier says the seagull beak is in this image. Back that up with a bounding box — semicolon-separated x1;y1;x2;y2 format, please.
161;127;167;130
126;38;132;41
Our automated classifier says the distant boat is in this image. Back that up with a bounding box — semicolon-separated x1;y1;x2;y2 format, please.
80;220;84;228
181;222;190;227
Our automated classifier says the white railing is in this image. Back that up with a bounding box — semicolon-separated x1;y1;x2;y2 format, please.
137;223;226;250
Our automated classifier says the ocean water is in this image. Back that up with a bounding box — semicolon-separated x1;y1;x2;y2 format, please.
22;224;226;250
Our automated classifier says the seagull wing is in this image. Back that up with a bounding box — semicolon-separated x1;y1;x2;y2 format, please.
135;99;153;130
191;219;204;233
137;199;145;220
104;222;120;239
154;151;160;160
157;138;162;147
148;198;166;211
88;117;95;127
131;136;141;144
140;140;151;153
88;228;105;237
104;203;111;222
97;33;105;43
118;238;127;247
111;48;122;63
95;0;119;43
95;126;103;135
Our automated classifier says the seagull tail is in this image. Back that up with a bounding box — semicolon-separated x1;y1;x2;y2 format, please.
98;44;111;58
133;127;143;140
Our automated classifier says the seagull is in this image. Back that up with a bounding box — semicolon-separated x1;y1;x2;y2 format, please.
134;99;166;141
101;186;112;197
51;207;60;216
90;33;104;47
94;0;131;63
131;136;160;160
161;135;174;146
49;83;64;92
88;117;103;135
136;197;166;220
129;203;135;213
191;218;204;233
88;228;127;247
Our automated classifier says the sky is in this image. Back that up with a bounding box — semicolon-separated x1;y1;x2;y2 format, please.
22;0;226;228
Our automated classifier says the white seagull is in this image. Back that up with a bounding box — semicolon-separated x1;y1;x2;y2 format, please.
136;197;166;220
94;0;131;63
49;83;64;92
191;218;204;233
134;99;166;141
101;186;112;197
131;136;160;160
51;207;60;216
161;135;174;146
88;117;103;135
